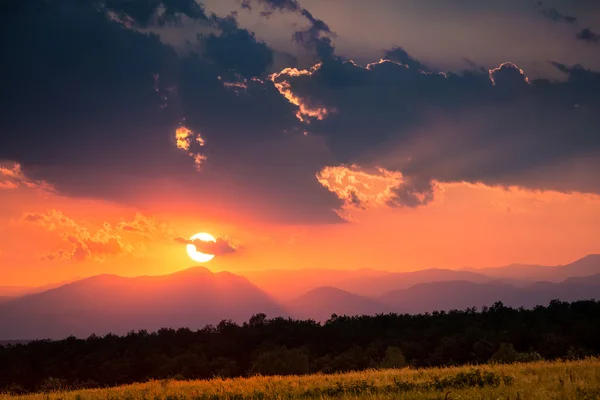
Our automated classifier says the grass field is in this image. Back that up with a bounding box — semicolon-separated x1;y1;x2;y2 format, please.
2;358;599;400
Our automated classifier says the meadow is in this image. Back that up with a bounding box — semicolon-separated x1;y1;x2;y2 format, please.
2;358;599;400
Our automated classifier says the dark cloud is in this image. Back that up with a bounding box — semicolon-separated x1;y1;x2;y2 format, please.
384;47;431;72
102;0;208;27
0;0;341;224
274;54;600;202
174;236;238;255
388;177;435;208
536;1;577;23
576;28;600;43
3;0;600;222
204;14;274;78
245;0;335;60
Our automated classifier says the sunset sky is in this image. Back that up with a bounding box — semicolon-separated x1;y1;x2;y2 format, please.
2;0;600;286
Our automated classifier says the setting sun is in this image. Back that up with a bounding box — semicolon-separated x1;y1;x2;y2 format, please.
186;232;216;263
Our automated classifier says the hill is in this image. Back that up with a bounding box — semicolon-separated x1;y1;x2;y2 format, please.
465;254;600;282
0;267;285;340
554;254;600;280
381;278;600;313
0;278;82;298
243;267;498;299
287;286;394;321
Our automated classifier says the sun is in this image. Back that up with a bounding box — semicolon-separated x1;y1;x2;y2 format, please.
186;232;216;263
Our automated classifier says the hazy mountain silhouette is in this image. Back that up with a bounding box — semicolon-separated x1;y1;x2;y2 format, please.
461;264;560;281
287;286;395;322
381;277;600;313
243;268;498;299
0;296;14;305
242;268;391;300
554;254;600;280
0;286;32;297
0;267;285;340
464;254;600;282
338;268;505;297
0;278;82;298
563;273;600;286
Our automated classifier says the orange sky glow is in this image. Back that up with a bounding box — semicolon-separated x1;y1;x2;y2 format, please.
2;0;600;289
2;159;599;287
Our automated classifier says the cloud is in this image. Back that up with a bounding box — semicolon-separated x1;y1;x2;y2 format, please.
245;0;335;60
0;161;54;191
117;212;158;237
175;125;206;170
22;210;77;230
316;165;437;219
535;1;577;23
576;28;600;43
174;235;238;255
269;64;331;122
102;0;208;27
316;165;402;209
272;54;600;202
23;210;135;262
59;224;132;262
3;0;600;226
204;14;274;79
383;47;431;72
0;0;342;224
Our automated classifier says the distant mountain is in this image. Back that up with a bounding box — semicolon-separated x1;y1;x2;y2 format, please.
0;267;285;341
464;254;600;282
242;268;391;301
288;286;395;322
0;296;15;305
243;268;499;299
0;286;32;297
461;264;560;281
381;278;600;313
554;254;600;280
563;273;600;286
0;278;82;298
338;268;503;297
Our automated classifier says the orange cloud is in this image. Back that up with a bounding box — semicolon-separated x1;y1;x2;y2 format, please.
22;210;77;230
269;63;331;123
0;181;18;189
317;164;404;207
117;212;157;237
175;125;207;170
22;210;137;262
0;161;54;192
175;126;193;151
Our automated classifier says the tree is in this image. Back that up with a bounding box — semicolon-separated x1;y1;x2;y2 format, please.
489;343;518;364
250;346;309;376
379;346;407;369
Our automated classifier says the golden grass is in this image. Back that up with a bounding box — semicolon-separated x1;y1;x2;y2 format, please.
2;358;600;400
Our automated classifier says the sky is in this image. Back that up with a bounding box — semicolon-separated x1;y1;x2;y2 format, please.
1;0;600;286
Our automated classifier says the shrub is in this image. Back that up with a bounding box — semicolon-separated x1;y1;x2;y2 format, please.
250;346;309;376
490;343;519;364
516;351;543;363
379;346;408;369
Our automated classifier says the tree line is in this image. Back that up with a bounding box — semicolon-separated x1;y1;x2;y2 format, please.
1;300;598;394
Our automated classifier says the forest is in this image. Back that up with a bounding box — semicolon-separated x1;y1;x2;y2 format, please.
1;300;599;394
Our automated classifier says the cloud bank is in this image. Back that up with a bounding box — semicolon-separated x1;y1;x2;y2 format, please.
2;0;600;224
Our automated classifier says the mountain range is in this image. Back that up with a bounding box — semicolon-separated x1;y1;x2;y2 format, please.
0;254;599;340
0;267;283;340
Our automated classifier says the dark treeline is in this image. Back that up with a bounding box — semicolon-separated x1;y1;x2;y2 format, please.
1;300;599;394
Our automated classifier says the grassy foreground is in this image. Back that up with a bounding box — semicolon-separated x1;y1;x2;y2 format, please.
2;358;600;400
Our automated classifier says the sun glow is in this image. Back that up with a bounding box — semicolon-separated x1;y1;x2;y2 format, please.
186;232;216;263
